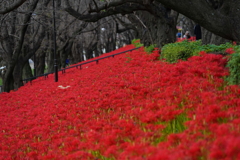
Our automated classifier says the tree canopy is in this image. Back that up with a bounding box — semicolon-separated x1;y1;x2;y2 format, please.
63;0;240;41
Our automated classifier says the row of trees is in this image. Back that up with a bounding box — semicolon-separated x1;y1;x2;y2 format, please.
0;0;238;92
0;0;134;92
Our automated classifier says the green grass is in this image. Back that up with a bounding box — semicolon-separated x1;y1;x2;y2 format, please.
0;78;2;86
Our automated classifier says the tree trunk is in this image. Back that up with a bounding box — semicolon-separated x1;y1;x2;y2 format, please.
13;45;30;89
13;58;24;89
47;48;54;73
95;21;102;57
46;23;55;73
85;48;94;60
2;61;15;92
71;42;84;64
22;61;33;80
36;50;46;75
59;40;73;68
201;28;231;45
129;9;178;48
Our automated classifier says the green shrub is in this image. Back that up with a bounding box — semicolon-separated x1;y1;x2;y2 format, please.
131;39;143;48
225;53;240;85
192;42;233;55
144;44;156;54
233;44;240;53
161;41;235;63
161;40;201;63
131;39;138;44
131;39;156;54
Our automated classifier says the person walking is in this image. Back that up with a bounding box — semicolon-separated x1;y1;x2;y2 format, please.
194;24;202;40
176;30;182;38
183;31;191;39
65;59;70;67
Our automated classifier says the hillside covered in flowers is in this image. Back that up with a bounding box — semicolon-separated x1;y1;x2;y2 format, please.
0;44;240;159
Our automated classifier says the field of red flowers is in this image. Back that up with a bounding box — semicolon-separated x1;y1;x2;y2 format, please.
0;44;240;159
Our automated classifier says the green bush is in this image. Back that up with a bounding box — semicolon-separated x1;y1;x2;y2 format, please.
131;39;143;48
233;44;240;53
161;41;235;63
192;42;233;55
131;39;138;44
144;44;156;54
225;53;240;85
161;40;201;63
131;39;156;54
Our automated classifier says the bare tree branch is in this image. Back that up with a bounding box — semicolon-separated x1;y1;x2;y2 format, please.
133;12;153;44
0;0;27;14
114;15;138;33
63;0;240;41
63;0;149;22
12;0;39;62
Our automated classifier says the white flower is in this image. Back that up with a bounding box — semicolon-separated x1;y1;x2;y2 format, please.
58;85;71;89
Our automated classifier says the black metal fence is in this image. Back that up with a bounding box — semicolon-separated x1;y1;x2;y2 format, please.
22;47;140;84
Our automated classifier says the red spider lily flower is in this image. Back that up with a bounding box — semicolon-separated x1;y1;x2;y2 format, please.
199;51;207;56
225;48;235;54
